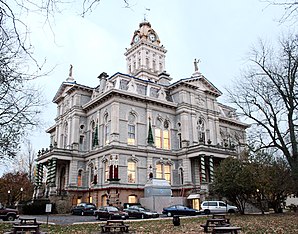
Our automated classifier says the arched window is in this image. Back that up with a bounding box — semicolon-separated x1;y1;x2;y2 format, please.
104;161;109;182
127;161;136;183
104;114;110;145
198;117;205;143
89;163;95;186
154;119;171;149
179;168;184;185
156;163;162;179
78;170;83;187
128;112;136;145
64;122;68;148
155;162;172;184
164;165;171;183
155;128;162;148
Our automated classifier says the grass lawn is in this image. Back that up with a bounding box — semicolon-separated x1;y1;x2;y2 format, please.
0;212;297;233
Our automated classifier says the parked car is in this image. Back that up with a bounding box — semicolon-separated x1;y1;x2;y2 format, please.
124;205;159;219
95;206;129;220
70;203;97;216
0;204;19;221
162;205;200;217
200;201;238;214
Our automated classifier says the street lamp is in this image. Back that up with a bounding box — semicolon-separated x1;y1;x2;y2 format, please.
20;187;23;201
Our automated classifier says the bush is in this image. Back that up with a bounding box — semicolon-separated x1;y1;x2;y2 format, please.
22;200;56;215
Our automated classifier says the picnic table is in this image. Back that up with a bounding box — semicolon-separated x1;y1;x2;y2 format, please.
200;218;230;233
212;226;242;233
12;218;42;234
100;220;129;233
212;214;230;224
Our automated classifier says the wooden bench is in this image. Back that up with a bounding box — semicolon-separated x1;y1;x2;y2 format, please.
100;220;129;233
212;226;241;233
200;218;230;233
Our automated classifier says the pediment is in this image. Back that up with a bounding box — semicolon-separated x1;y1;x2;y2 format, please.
170;75;222;97
52;82;75;103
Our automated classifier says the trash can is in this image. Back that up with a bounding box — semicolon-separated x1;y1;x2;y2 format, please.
173;215;180;226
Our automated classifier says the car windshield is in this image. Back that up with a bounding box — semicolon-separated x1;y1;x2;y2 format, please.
107;207;119;212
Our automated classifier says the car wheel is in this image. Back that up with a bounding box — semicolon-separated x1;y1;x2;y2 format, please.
81;211;85;216
71;210;75;215
228;209;235;213
204;209;210;215
167;212;172;217
7;215;15;221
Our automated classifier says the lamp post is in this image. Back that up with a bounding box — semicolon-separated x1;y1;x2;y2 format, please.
20;187;23;201
7;190;11;207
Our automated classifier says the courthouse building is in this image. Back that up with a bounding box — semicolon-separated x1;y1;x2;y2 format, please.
35;21;248;212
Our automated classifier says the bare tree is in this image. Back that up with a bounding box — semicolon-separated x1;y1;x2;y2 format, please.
263;1;298;22
226;34;298;187
12;140;36;183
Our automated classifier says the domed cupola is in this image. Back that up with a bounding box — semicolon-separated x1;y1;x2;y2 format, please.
130;21;161;46
124;21;167;83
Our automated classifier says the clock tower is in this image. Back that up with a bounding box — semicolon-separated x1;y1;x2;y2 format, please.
124;21;170;83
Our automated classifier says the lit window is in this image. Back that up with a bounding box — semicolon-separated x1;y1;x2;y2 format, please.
128;124;135;145
155;129;162;148
127;161;136;183
163;129;170;149
77;170;82;187
155;163;171;184
164;165;171;183
128;195;137;203
156;163;162;179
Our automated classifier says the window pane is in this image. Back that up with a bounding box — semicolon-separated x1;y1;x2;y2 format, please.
156;163;162;178
127;161;136;183
155;129;162;148
163;130;170;149
164;165;171;184
128;124;135;145
128;195;137;203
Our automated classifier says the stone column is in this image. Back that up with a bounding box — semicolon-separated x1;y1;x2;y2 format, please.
181;112;190;147
200;155;206;183
68;160;78;187
182;157;192;184
71;115;80;150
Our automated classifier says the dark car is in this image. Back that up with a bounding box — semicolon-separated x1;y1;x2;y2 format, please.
162;205;200;217
0;204;19;221
124;206;159;219
71;203;97;216
95;206;129;220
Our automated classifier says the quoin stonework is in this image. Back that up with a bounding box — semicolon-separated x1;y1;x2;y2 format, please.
34;21;249;213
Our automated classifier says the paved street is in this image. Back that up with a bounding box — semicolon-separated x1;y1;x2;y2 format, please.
19;214;103;225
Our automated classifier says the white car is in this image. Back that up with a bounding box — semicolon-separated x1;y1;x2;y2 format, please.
200;201;238;214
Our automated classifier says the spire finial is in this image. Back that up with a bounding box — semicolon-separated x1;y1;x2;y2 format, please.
144;8;150;22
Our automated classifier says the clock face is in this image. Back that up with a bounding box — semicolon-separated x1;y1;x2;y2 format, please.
149;33;156;42
134;35;140;43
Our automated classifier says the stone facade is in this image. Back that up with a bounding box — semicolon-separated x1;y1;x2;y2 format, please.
35;21;248;212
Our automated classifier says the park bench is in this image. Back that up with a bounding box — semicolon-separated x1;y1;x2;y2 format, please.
11;217;42;234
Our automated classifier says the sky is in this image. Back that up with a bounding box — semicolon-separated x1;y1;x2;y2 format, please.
0;0;294;174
